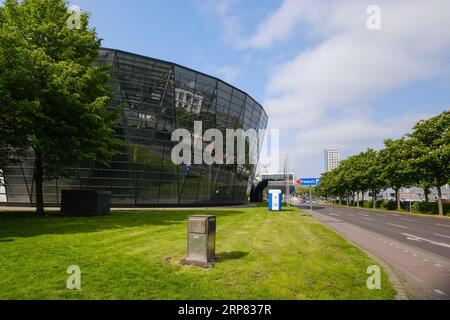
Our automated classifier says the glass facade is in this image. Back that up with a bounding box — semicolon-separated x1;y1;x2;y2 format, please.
2;48;268;207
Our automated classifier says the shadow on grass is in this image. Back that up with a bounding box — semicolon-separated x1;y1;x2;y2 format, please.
216;251;249;261
0;209;247;240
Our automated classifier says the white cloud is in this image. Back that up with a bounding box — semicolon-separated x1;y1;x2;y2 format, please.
199;0;246;47
257;0;450;175
246;0;326;49
213;65;240;83
200;0;450;176
289;112;434;176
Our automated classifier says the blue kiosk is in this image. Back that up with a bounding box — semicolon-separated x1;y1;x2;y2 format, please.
268;190;282;211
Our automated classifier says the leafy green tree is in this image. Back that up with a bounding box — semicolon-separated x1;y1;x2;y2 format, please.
0;0;121;216
317;170;338;201
378;138;415;210
343;153;369;206
409;111;450;215
358;149;385;208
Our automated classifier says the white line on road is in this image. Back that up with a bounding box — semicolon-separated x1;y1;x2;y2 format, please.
435;224;450;228
397;218;416;222
433;289;446;296
435;264;442;268
358;213;370;217
361;217;374;221
329;213;340;217
434;233;450;239
347;213;355;217
388;223;408;229
402;233;450;248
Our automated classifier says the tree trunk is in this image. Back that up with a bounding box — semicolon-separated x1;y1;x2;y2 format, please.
372;191;377;209
424;187;430;203
395;188;401;211
362;192;365;202
437;186;443;216
34;149;45;217
346;195;349;206
356;192;360;207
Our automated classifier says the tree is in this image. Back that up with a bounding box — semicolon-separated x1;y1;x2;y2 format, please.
378;138;415;210
343;153;368;207
0;0;121;216
358;149;385;208
409;111;450;215
317;170;339;202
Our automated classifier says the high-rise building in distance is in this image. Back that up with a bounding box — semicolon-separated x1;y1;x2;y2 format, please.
324;149;340;172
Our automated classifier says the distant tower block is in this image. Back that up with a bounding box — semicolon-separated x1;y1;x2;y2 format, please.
324;149;341;172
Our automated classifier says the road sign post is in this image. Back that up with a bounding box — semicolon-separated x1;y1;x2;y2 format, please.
296;178;321;211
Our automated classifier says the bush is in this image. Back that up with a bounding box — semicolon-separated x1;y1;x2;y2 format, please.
375;200;384;208
413;201;450;215
362;200;372;208
381;200;397;210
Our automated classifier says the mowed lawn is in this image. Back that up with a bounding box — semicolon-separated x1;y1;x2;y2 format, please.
0;206;396;300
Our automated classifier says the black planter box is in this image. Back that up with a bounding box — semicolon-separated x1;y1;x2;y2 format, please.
60;190;112;216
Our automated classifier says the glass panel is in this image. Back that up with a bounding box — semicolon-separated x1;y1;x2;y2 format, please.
2;49;268;207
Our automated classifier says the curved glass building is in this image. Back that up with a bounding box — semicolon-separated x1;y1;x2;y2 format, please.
1;48;268;207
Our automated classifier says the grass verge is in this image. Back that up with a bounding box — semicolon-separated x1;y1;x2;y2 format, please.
0;206;396;299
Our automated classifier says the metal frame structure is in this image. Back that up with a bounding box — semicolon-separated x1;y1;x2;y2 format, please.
2;48;268;207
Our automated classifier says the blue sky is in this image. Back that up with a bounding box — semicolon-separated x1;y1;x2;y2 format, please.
71;0;450;178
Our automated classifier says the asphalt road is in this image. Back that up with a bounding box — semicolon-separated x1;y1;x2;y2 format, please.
299;204;450;299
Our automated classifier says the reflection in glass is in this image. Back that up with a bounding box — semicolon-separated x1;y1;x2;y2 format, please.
2;49;268;207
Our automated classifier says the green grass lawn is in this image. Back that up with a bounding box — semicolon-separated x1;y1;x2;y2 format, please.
0;206;396;300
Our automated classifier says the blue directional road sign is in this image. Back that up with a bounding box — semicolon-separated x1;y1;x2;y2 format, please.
298;178;321;187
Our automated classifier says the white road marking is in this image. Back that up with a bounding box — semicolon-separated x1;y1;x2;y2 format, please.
402;233;450;248
435;264;442;268
358;213;370;217
362;217;374;221
330;213;340;217
435;224;450;228
388;223;408;229
347;213;355;217
434;233;450;239
433;289;446;296
397;217;416;222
